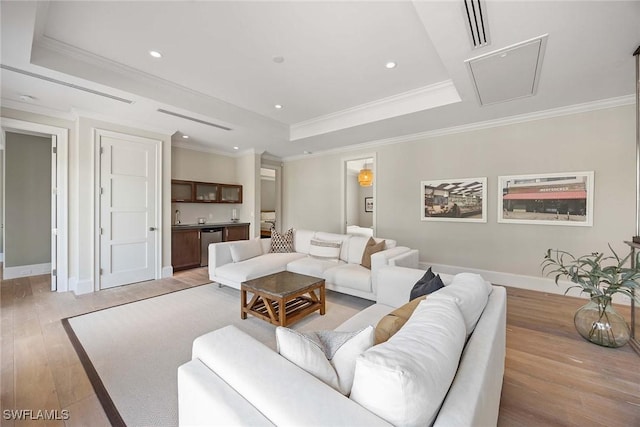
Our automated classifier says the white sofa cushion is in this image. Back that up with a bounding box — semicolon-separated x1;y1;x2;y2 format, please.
230;238;263;263
286;256;345;278
315;232;351;262
324;264;372;292
350;297;466;426
215;252;306;283
293;229;315;254
309;238;342;261
347;235;372;264
275;326;374;395
430;272;490;335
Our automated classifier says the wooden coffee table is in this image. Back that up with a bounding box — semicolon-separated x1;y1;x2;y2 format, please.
241;271;326;327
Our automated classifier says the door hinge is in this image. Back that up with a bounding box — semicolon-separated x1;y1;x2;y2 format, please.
52;146;57;154
100;227;104;235
52;269;57;277
100;187;104;195
100;146;104;155
100;268;104;275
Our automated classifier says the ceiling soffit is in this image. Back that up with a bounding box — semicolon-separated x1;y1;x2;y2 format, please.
28;1;459;142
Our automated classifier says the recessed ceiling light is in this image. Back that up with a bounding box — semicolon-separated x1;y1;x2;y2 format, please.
182;135;189;139
233;146;239;150
385;61;397;69
272;56;285;64
274;104;283;109
19;94;34;102
149;50;163;59
303;150;312;155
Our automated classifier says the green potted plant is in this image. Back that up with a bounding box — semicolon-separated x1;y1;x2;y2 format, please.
542;245;640;348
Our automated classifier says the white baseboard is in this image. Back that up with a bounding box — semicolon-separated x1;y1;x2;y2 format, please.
74;279;94;295
3;263;51;280
422;262;631;306
162;266;173;278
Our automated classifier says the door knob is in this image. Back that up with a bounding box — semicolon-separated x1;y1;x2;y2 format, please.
149;227;157;231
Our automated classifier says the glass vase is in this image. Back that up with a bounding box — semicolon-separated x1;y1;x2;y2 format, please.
573;295;630;348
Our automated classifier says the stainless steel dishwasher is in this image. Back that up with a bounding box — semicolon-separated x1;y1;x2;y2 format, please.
200;228;223;266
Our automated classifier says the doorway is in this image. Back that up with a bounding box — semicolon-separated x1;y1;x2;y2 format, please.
343;154;376;237
260;165;281;238
0;117;68;291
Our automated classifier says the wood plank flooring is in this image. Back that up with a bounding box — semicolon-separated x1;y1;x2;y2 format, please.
1;270;639;426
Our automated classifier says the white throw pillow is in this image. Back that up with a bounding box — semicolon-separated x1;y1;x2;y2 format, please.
430;272;490;335
229;238;263;263
308;238;342;261
349;298;466;427
276;326;374;395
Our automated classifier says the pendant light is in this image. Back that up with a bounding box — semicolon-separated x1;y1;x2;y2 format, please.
358;162;373;187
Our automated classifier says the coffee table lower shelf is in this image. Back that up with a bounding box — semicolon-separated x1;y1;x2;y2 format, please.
243;295;322;327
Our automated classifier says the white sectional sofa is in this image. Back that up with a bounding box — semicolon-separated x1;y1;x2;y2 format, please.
179;265;507;426
208;229;412;301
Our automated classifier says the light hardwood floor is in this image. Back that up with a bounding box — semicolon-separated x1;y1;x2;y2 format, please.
1;269;639;426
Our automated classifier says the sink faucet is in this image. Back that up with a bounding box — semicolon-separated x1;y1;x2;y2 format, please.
175;209;181;225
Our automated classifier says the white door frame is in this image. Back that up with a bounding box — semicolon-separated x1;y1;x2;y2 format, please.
0;117;69;291
341;152;377;235
93;128;162;290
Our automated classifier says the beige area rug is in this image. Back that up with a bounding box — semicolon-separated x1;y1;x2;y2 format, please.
63;283;373;427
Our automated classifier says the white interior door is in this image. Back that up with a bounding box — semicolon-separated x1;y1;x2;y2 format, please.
99;131;158;289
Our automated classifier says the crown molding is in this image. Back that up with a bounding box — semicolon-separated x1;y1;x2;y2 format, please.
171;141;237;158
290;80;461;141
0;98;77;121
283;94;635;162
72;108;177;136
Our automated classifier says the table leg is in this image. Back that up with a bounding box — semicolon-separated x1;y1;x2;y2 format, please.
279;297;286;326
240;288;247;319
320;285;326;315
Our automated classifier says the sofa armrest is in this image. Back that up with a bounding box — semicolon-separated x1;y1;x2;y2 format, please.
191;325;391;427
208;241;234;280
369;246;410;294
178;359;274;426
388;249;419;268
376;266;426;307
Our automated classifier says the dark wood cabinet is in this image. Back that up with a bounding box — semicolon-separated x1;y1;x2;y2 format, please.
171;180;194;202
172;229;200;271
224;224;249;242
171;179;242;204
219;184;243;203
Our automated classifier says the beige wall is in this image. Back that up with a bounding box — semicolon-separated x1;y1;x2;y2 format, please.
359;184;373;227
171;146;240;224
261;178;276;212
283;105;635;292
4;132;51;267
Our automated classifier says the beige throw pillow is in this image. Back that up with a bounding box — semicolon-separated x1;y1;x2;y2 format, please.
375;295;427;344
360;238;385;269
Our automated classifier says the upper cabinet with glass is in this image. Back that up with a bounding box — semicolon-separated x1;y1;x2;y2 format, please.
172;180;242;204
220;184;243;203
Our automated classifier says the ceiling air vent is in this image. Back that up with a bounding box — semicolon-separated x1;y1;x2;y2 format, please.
463;0;490;49
156;109;232;131
0;64;134;104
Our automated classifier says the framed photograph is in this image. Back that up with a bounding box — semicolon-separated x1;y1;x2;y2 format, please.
421;177;487;222
497;171;594;226
364;197;374;212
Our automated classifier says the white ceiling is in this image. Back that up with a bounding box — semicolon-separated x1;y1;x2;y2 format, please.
1;1;639;159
